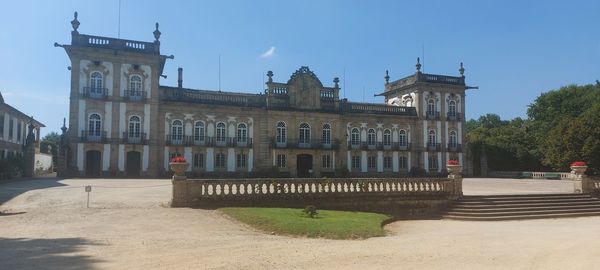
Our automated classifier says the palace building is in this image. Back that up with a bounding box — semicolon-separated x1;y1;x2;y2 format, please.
57;13;469;178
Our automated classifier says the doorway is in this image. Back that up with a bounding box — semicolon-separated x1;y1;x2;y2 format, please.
85;150;102;177
297;154;313;177
126;151;141;177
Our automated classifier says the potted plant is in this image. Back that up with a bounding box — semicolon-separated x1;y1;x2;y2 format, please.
170;156;189;177
447;159;461;174
570;161;587;175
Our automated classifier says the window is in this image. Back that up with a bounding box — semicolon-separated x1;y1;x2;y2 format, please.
384;156;392;169
276;122;286;143
427;98;435;114
399;156;407;169
237;123;247;143
130;75;142;92
383;129;391;146
0;150;4;160
236;154;247;168
216;122;226;142
193;153;204;168
399;130;407;146
299;123;310;144
449;130;457;148
0;114;4;138
351;156;361;169
428;130;436;146
171;120;183;142
17;122;21;142
215;153;226;168
322;154;331;169
128;116;141;140
367;129;376;146
90;72;103;89
194;121;205;141
88;114;102;138
351;128;360;145
276;154;286;168
448;100;457;116
428;155;438;170
321;124;331;145
8;118;13;140
368;156;377;169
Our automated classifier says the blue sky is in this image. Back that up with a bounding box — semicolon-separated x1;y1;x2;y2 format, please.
1;0;598;137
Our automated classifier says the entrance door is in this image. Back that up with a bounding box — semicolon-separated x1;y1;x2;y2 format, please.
126;151;142;177
297;154;313;177
85;150;102;177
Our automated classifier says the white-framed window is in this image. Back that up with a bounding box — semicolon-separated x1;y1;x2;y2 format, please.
367;156;377;169
88;113;102;137
383;129;391;146
322;154;331;168
216;122;226;142
276;121;286;143
321;123;331;145
237;123;247;142
276;154;286;168
17;122;21;142
428;155;438;170
399;156;407;169
194;121;205;141
236;154;247;168
215;153;226;168
90;71;103;89
428;130;436;146
193;153;204;168
299;123;310;144
8;118;13;140
448;100;457;115
367;129;376;146
399;129;407;146
171;120;183;142
351;128;360;145
427;98;436;114
130;75;142;92
384;156;392;169
128;116;141;138
0;113;4;139
351;156;361;169
449;130;458;147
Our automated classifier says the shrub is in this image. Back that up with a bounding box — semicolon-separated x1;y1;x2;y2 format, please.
303;205;318;218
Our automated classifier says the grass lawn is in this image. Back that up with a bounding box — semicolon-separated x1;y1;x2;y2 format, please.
219;207;390;239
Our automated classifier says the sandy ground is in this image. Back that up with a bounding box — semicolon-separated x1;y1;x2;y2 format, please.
1;177;599;269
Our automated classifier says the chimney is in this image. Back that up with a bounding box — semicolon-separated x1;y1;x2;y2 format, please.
177;67;183;88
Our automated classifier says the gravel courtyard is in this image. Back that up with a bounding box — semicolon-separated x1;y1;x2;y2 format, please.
1;177;599;269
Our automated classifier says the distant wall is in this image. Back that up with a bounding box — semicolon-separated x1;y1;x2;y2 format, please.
35;153;53;175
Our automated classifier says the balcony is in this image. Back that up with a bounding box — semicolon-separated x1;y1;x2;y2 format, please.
447;143;462;152
166;135;252;148
80;130;107;143
447;112;462;121
122;132;148;144
272;138;339;150
124;90;147;102
425;111;440;120
395;142;411;151
426;143;441;152
82;87;108;99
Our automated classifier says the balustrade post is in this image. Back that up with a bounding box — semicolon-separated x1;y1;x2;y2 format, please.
447;164;463;199
570;163;588;193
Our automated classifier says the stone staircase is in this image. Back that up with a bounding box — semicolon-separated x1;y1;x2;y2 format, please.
443;193;600;221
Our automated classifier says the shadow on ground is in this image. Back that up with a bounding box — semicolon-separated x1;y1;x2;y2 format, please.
0;237;103;270
0;177;67;205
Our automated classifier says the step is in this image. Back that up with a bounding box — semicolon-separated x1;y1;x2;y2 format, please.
445;207;600;217
443;211;600;221
460;194;592;201
456;198;598;205
452;201;600;210
449;204;600;213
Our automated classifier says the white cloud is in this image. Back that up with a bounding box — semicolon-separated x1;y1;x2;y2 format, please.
260;46;276;58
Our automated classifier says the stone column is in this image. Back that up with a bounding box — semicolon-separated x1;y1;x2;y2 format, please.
571;165;588;193
24;119;36;177
447;164;463;199
170;162;189;207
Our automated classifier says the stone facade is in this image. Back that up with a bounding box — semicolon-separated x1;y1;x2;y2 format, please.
57;13;468;178
0;92;44;161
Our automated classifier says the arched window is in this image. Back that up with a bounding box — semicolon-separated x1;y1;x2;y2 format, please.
428;130;436;146
321;124;331;145
448;100;457;116
128;116;141;138
129;75;142;100
367;129;376;146
216;122;226;142
427;98;436;115
194;121;205;142
90;72;103;89
299;123;310;144
237;123;247;142
171;120;183;142
276;122;286;143
383;129;391;146
399;130;407;146
88;113;102;138
449;130;457;147
351;128;360;145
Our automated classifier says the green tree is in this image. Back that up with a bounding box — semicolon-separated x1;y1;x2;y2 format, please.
40;132;61;168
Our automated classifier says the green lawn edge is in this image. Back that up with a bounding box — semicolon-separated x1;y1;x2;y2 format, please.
219;207;391;240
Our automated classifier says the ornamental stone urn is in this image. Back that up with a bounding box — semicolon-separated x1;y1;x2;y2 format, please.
447;164;461;175
570;165;588;175
170;162;188;179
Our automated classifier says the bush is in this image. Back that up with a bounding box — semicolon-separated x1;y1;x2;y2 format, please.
303;205;318;218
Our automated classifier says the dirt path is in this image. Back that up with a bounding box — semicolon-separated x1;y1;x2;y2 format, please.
1;178;599;269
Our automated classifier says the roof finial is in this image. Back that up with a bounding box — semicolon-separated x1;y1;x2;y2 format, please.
384;70;390;84
153;22;161;42
333;77;340;88
266;71;273;83
416;57;421;72
0;90;4;103
61;118;68;134
71;11;80;34
459;62;465;77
